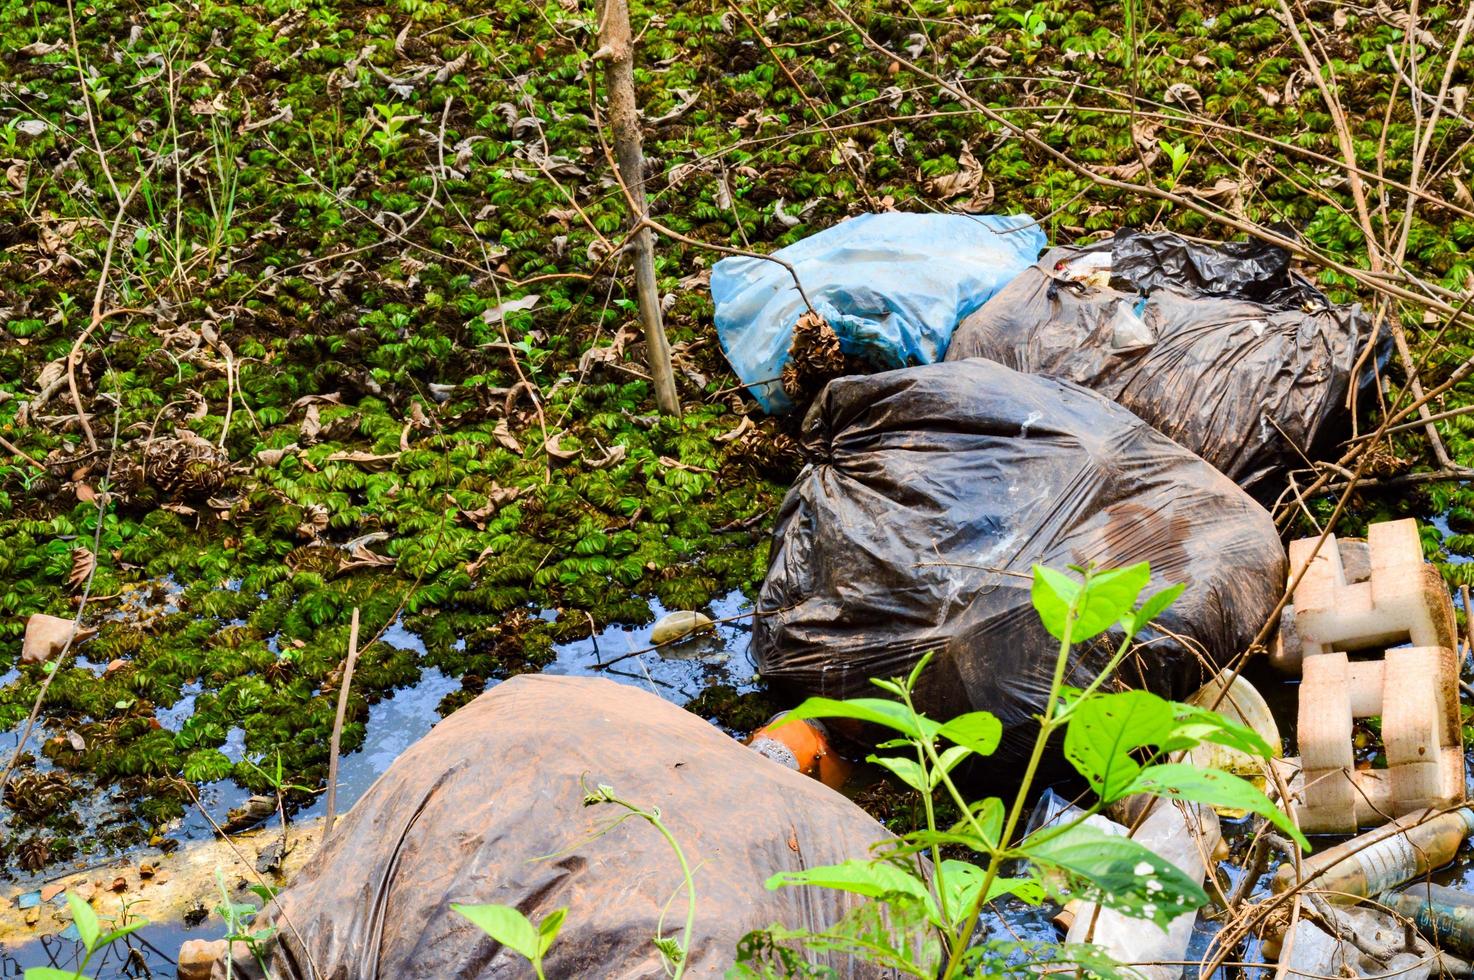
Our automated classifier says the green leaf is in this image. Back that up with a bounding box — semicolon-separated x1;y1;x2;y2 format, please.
451;903;541;962
1122;582;1185;636
905;651;935;691
735;896;941;977
937;711;1002;757
989;877;1047;905
1031;565;1079;640
967;797;1004;850
69;892;100;951
939;860;1048;921
536;907;566;958
24;969;85;980
1024;824;1208;929
1128;764;1309;851
766;860;935;918
1032;563;1153;642
96;919;149;948
1168;703;1277;760
1074;563;1152;640
883;828;993;857
868;754;928;793
969;939;1146;980
1063;689;1174;802
781;697;938;741
931;745;971;787
939;859;983;925
652;935;684;967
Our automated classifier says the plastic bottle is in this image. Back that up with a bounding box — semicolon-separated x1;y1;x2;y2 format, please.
1383;883;1474;956
1064;798;1221;980
1272;807;1474;903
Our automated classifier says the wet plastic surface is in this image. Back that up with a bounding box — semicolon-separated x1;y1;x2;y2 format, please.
945;230;1375;500
753;359;1286;764
231;674;893;979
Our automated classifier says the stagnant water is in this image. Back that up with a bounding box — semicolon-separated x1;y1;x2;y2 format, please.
0;591;760;976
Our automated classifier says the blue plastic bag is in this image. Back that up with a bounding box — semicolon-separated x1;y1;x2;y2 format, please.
711;212;1047;412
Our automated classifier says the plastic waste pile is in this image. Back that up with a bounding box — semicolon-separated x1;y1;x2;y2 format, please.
1025;789;1223;980
945;229;1377;500
751;357;1286;764
709;215;1467;979
156;217;1464;980
1251;518;1474;977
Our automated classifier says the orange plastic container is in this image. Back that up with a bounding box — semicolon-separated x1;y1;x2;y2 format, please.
747;713;851;790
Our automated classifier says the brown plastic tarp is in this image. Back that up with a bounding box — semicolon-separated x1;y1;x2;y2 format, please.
224;674;894;979
753;359;1286;765
944;230;1372;501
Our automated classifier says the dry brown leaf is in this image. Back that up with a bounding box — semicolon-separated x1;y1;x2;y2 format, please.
457;486;521;529
257;444;298;467
343;532;395;568
544;433;581;462
715;416;755;443
300;404;322;444
493;419;523;455
21;613;96;666
68;547;95;592
1163;82;1203;113
659;456;715;474
927;142;983;201
17;39;66;56
482;293;541;325
34;358;65;393
1455;175;1474;211
292;392;342;410
325;450;400;471
465;545;495;577
587;444;627;469
297;502;330;540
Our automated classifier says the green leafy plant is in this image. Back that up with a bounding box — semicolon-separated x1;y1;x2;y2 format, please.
734;562;1304;979
454;782;697;978
23;892;148;980
1157;138;1191;189
213;871;280;978
367;103;418;162
451;903;567;980
1000;5;1049;48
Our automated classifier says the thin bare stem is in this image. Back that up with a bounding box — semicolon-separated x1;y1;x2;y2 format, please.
323;607;361;838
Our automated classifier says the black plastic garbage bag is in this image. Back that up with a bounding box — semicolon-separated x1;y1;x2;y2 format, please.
944;229;1374;500
223;675;895;979
752;360;1285;765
